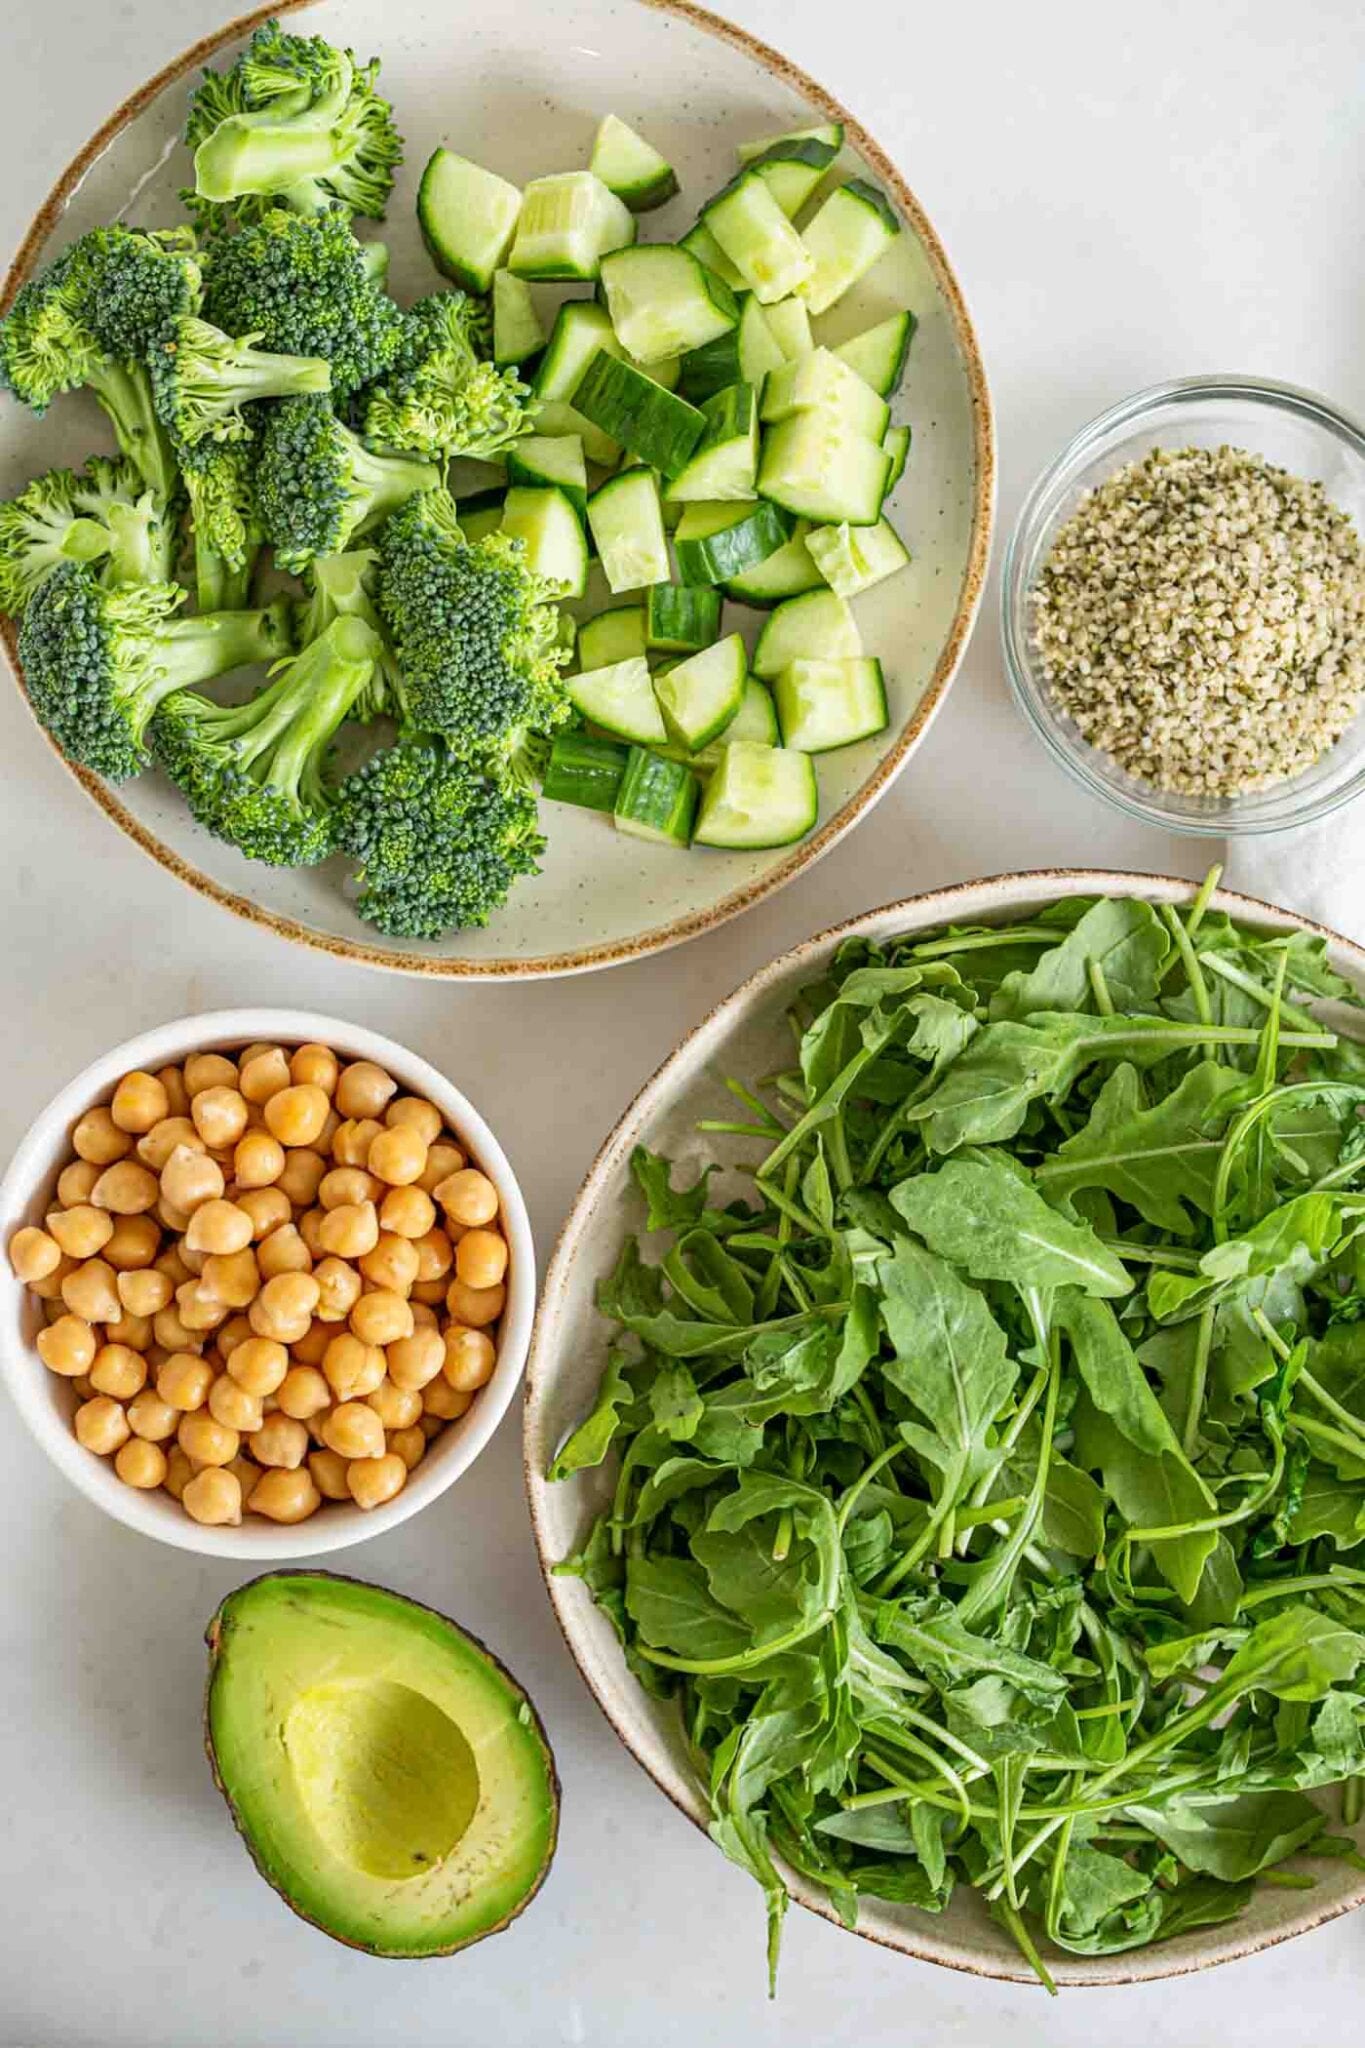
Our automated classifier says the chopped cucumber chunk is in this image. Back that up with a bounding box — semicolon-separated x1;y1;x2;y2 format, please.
506;434;587;517
693;741;818;848
805;517;910;598
614;747;698;844
701;174;813;303
761;347;890;441
665;383;758;503
679;221;745;291
653;631;748;750
674;498;793;585
566;654;667;743
646;583;722;653
508;172;636;281
577;605;647;670
679;297;782;402
417;150;521;293
500;485;589;597
797;178;901;314
600;245;737;364
831;311;916;398
882;423;911;493
724;520;824;606
491;269;545;366
590;113;679;213
542;731;629;811
454;485;505;543
571;355;705;477
737;122;844;164
535;302;626;463
773;655;888;751
753;588;861;677
748;136;839;218
660;676;780;770
587;467;670;592
763;297;813;360
758;412;891;525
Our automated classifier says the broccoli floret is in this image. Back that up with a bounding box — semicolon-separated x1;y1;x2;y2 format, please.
0;244;180;500
361;292;537;461
0;456;176;617
181;440;263;610
201;207;404;399
186;21;402;227
74;226;204;359
337;731;544;938
377;488;571;763
18;560;294;779
295;548;399;715
152;612;384;865
149;313;331;450
255;394;437;572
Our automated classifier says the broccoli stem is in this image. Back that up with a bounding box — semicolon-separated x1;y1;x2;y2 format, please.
193;527;257;611
195;111;356;204
106;501;176;589
86;359;178;501
148;596;296;701
348;443;442;534
200;614;380;790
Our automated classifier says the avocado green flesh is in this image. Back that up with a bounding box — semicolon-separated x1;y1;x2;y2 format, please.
207;1574;557;1956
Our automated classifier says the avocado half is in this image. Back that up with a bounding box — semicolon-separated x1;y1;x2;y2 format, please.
205;1571;559;1957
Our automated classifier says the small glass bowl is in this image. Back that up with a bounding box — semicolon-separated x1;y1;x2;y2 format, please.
1001;374;1365;835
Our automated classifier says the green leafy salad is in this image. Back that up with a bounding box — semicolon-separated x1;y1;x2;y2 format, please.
549;872;1365;1987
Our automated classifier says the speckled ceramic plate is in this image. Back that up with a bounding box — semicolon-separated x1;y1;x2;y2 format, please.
524;870;1365;1985
0;0;992;978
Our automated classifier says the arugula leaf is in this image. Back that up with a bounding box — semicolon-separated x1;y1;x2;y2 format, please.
547;1345;634;1480
1123;1789;1324;1879
891;1155;1132;1297
1037;1061;1244;1234
624;1555;752;1661
631;1145;718;1231
878;1235;1016;1510
991;896;1171;1021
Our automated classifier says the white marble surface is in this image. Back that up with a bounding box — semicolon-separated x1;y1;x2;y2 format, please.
0;2;1362;2042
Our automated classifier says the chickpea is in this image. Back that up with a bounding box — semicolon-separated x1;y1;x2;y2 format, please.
336;1061;397;1121
201;1248;259;1308
9;1226;61;1283
37;1314;96;1377
308;1447;351;1500
276;1365;331;1422
347;1452;407;1512
90;1343;147;1401
183;1465;242;1525
423;1377;472;1421
351;1289;413;1348
126;1388;178;1442
418;1141;465;1195
226;1337;288;1397
420;1414;445;1440
184;1053;238;1098
296;1208;326;1260
248;1412;310;1469
158;1199;192;1236
257;1224;312;1280
209;1374;263;1434
389;1424;427;1472
249;1467;321;1524
313;1256;362;1324
216;1313;252;1356
239;1048;292;1105
409;1300;439;1330
368;1379;422;1431
435;1168;499;1229
249;1271;319;1343
178;1409;239;1467
153;1305;202;1354
384;1326;446;1392
114;1437;167;1491
331;1118;384;1168
445;1276;505;1329
30;1260;78;1303
313;1201;376;1262
136;1116;204;1171
360;1232;420;1296
367;1124;428;1189
105;1310;153;1352
162;1443;193;1499
62;1258;121;1324
379;1185;436;1241
75;1395;131;1456
385;1096;443;1146
157;1352;214;1412
322;1401;386;1461
92;1160;161;1216
456;1228;509;1292
322;1333;387;1400
292;1319;331;1368
57;1158;101;1208
176;1280;229;1334
160;1145;224;1215
72;1107;131;1166
190;1086;249;1152
233;1130;285;1189
46;1205;114;1260
237;1186;292;1241
291;1043;339;1094
443;1326;497;1393
227;1451;261;1494
318;1166;379;1211
157;1065;190;1118
110;1071;169;1135
277;1149;327;1209
413;1228;454;1284
317;1109;342;1154
263;1086;330;1150
102;1215;160;1272
154;1243;191;1285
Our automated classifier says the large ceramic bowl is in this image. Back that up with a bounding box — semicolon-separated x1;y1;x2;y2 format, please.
0;0;993;979
524;870;1365;1986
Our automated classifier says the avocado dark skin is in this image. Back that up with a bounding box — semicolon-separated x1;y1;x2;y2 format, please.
204;1570;560;1957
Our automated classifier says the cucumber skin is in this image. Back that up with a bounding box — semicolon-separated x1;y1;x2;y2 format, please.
646;583;722;653
570;354;706;478
542;731;630;810
417;150;520;294
675;501;794;586
693;741;818;849
614;747;699;845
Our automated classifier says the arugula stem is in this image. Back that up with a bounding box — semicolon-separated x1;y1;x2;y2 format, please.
908;926;1060;960
1087;958;1115;1015
1199;950;1321;1034
1343;1778;1363;1828
634;1607;834;1676
997;1899;1057;1996
835;1441;906;1535
957;1300;1060;1625
1293;1412;1365;1467
1187;862;1223;933
1159;901;1212;1025
1181;1305;1215;1459
1296;1368;1365;1446
1240;1569;1365;1610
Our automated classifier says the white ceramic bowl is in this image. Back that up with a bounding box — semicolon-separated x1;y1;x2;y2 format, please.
524;870;1365;1987
0;1009;535;1558
0;0;992;979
